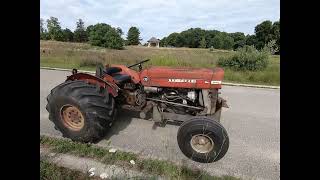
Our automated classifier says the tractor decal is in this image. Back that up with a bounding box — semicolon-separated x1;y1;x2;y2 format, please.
211;80;222;84
168;79;197;83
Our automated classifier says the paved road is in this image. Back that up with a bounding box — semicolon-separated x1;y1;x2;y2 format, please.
40;69;280;180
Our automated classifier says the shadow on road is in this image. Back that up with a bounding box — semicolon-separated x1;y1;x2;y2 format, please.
102;109;182;141
103;109;136;140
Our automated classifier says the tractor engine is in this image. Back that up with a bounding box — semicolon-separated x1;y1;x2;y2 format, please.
144;87;196;103
143;86;201;115
117;81;226;123
119;83;202;115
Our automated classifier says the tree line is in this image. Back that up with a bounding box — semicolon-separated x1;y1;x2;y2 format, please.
40;17;279;53
160;20;280;52
40;17;141;49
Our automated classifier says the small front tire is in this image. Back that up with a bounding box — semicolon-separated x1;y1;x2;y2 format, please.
177;117;229;163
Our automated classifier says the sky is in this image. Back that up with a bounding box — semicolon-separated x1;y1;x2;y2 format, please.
40;0;280;43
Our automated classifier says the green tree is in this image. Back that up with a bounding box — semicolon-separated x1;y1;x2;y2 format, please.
40;18;46;40
246;34;257;47
212;33;234;50
158;19;279;51
162;28;236;49
212;34;223;49
272;20;280;53
265;39;278;54
222;35;234;50
206;30;220;48
255;20;274;49
86;25;94;34
160;37;167;47
88;23;124;49
63;28;74;42
175;34;185;47
230;32;246;50
127;27;141;45
199;37;206;48
116;27;123;36
179;28;205;48
46;17;64;41
74;19;88;42
166;33;180;47
40;18;44;35
105;30;124;49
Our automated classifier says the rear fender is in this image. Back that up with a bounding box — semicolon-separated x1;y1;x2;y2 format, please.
66;73;120;97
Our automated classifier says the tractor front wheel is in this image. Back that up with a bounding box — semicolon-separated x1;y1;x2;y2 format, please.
177;117;229;163
46;80;116;143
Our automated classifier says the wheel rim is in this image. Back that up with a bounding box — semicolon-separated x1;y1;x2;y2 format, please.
60;104;84;131
190;134;214;153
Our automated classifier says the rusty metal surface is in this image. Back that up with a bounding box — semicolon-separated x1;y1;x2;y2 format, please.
146;97;204;110
108;65;224;89
219;97;229;108
60;104;84;131
67;65;224;95
122;89;146;107
190;134;214;154
139;101;154;119
123;90;136;106
139;66;224;89
120;104;143;111
110;65;141;84
209;89;219;114
66;73;119;97
103;73;117;84
152;105;163;123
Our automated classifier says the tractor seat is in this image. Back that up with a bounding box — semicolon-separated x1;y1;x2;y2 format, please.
104;67;122;75
112;74;131;84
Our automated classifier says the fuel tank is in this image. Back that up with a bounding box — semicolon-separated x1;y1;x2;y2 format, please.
139;66;224;89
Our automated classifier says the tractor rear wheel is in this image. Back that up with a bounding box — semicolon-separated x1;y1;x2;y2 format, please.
177;117;229;163
46;80;116;143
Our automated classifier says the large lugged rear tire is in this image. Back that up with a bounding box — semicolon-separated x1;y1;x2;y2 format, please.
46;80;116;143
177;117;229;163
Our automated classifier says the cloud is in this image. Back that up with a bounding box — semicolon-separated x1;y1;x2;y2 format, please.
40;0;280;42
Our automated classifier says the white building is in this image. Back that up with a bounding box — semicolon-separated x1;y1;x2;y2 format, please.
147;37;160;48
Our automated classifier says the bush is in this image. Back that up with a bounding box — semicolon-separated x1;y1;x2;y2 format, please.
266;40;279;55
88;23;124;49
217;45;269;71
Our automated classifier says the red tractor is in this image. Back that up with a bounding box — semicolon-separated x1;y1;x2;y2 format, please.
46;59;229;163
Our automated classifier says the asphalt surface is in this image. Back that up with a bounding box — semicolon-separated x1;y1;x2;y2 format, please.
40;69;280;180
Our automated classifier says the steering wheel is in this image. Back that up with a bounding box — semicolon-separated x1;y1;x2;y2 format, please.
127;59;150;71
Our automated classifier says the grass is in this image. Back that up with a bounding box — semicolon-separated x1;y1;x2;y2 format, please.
40;40;280;85
40;159;99;180
40;135;240;180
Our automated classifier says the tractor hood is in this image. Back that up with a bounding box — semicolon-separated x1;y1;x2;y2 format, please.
139;66;224;89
